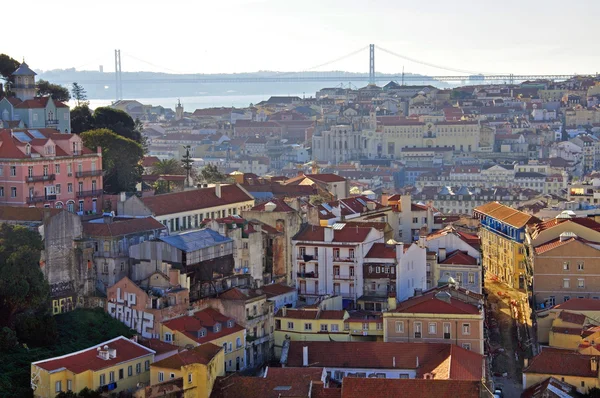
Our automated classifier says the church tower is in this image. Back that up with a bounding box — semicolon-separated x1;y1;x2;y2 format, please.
175;99;183;121
12;61;37;101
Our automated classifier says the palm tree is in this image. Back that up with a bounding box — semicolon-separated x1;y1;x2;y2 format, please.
151;159;184;175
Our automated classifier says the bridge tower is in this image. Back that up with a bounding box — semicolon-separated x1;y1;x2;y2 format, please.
369;44;375;85
114;49;122;102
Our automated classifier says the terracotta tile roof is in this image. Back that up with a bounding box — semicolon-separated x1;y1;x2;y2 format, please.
82;217;166;237
551;327;582;335
211;367;324;398
554;298;600;312
138;338;179;355
218;287;265;301
275;308;318;319
365;243;397;259
0;206;61;221
292;225;374;243
304;173;346;183
524;348;598;378
533;217;600;234
534;236;600;255
394;290;480;315
14;96;67;109
559;311;587;325
340;378;481;398
141;184;254;216
261;283;296;297
285;342;483;380
312;383;342;398
520;376;581;398
473;201;540;228
142;156;160;167
192;107;233;117
439;250;478;266
32;336;155;374
162;308;244;345
319;310;346;320
152;343;222;369
251;198;295;212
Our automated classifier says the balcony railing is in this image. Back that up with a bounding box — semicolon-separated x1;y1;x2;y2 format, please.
27;194;57;203
333;274;355;280
26;174;55;183
46;119;59;125
297;271;318;278
12;84;35;89
76;170;103;178
297;254;317;261
333;257;356;263
76;190;102;198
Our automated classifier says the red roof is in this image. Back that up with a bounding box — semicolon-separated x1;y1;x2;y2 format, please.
395;290;480;315
533;217;600;234
534;236;600;255
141;184;253;216
293;225;374;243
304;173;346;183
218;287;265;301
251;198;295;213
284;342;483;380
162;308;244;345
261;283;296;297
520;377;580;398
365;243;397;259
524;348;598;378
142;156;160;167
32;336;154;374
554;298;600;312
340;378;481;398
152;343;222;369
14;96;68;109
138;338;179;355
558;311;587;325
439;250;478;266
83;217;166;237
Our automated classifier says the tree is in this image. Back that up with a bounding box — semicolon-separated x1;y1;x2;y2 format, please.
71;82;88;106
70;104;94;134
0;54;19;95
92;107;141;142
152;158;184;175
81;129;143;193
36;79;70;102
0;224;53;333
200;164;226;183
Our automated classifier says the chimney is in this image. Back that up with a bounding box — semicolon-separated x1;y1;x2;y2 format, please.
215;182;222;198
387;293;397;311
108;348;117;359
381;193;389;206
524;358;529;368
439;248;447;262
393;356;396;368
282;307;287;317
324;227;334;242
416;356;419;368
303;346;309;366
103;212;114;224
592;357;598;372
395;242;404;264
119;191;127;203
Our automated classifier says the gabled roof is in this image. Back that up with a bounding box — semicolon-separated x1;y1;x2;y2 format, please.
162;308;244;345
218;287;265;301
159;229;232;252
473;201;540;228
520;376;583;398
261;283;296;298
140;184;254;216
554;298;600;312
292;225;374;243
524;348;598;378
340;378;482;398
14;96;68;109
534;236;600;255
304;173;346;183
394;289;480;315
251;198;295;213
32;336;155;374
365;243;397;259
284;341;483;380
426;226;480;250
83;217;166;238
152;343;221;369
439;250;478;266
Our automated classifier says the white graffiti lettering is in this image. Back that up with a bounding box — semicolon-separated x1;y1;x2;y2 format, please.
108;291;154;338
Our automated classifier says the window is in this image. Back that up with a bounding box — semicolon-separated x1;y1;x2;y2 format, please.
468;273;475;284
56;184;61;194
188;373;193;384
55;164;60;174
428;323;437;335
68;183;73;193
10;187;16;197
563;279;570;288
333;248;340;258
159;372;164;382
128;366;133;376
412;217;418;223
28;166;33;177
563;261;570;270
55;381;62;393
109;371;115;382
462;323;471;335
170;373;175;379
10;166;16;176
443;323;451;339
43;165;49;176
287;321;294;329
414;322;422;338
321;324;328;332
578;279;585;288
136;363;141;374
578;262;585;271
243;242;248;249
0;187;3;197
223;342;228;353
455;273;462;284
332;324;339;332
145;360;150;371
67;379;72;391
396;321;404;333
363;323;369;331
350;266;355;277
349;248;355;258
304;323;313;331
119;369;124;380
462;343;471;350
100;374;106;386
236;337;242;348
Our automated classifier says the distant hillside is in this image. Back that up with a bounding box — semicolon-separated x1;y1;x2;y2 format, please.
37;69;450;100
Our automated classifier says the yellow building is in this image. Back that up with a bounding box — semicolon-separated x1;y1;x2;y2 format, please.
144;343;224;398
473;202;540;289
345;312;385;342
274;307;349;355
31;336;155;398
160;308;246;372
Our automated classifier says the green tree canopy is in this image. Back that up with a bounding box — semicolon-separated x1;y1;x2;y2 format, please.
0;54;19;82
201;164;227;183
71;82;88;106
81;129;143;193
92;107;141;142
70;104;94;134
36;79;70;102
152;158;185;175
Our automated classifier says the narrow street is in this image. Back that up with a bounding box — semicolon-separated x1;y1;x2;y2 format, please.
485;276;536;398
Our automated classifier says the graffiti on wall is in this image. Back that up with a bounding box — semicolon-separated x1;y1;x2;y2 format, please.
107;288;154;338
52;296;75;315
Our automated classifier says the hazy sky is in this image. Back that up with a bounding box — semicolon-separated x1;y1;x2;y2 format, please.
8;0;600;76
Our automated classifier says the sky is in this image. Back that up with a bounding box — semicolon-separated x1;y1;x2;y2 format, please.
6;0;600;76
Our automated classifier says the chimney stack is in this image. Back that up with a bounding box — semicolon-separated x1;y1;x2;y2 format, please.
282;307;287;317
215;182;222;198
303;346;309;367
324;227;334;242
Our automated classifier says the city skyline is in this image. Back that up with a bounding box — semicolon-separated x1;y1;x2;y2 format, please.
7;0;600;76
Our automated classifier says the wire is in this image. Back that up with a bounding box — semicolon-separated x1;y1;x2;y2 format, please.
121;52;188;74
267;46;369;78
376;45;505;76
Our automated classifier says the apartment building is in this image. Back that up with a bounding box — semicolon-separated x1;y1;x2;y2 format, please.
473;202;540;289
383;194;440;243
291;224;384;307
383;286;485;354
0;129;103;212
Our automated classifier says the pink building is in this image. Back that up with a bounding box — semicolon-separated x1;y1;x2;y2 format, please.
0;128;103;213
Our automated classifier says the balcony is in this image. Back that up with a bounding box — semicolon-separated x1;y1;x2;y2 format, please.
297;271;318;279
27;194;57;204
333;274;355;280
46;119;59;126
297;254;317;261
76;190;102;198
76;170;103;178
26;174;55;183
12;84;35;89
333;257;356;263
